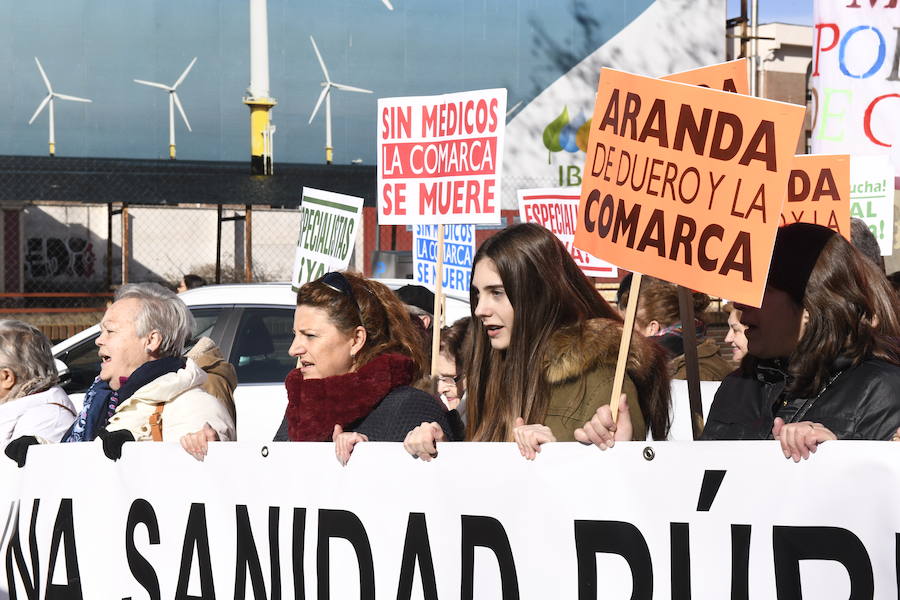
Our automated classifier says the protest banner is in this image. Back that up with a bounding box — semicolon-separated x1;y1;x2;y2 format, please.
413;224;475;295
3;442;900;598
663;57;750;94
574;68;806;308
377;88;506;226
781;154;851;239
812;1;900;181
851;154;895;255
517;188;617;277
290;187;364;291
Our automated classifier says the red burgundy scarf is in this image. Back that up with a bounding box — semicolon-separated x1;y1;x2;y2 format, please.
285;353;416;441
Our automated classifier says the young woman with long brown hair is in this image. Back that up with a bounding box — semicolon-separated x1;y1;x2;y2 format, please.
403;223;671;460
700;223;900;459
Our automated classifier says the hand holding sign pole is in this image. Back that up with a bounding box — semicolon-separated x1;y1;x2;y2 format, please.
575;67;805;429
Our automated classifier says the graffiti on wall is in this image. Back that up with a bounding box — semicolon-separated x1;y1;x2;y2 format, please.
25;237;96;280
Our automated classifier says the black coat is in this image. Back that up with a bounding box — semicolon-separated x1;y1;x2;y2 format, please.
701;357;900;441
273;385;456;442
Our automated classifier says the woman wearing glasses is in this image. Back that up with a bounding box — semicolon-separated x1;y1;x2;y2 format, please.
403;223;672;460
181;271;455;462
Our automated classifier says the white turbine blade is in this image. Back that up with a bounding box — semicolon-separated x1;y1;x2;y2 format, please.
172;92;192;132
173;57;197;89
28;94;51;124
134;79;172;91
34;57;52;93
332;82;373;94
308;85;330;124
55;93;92;103
309;36;331;82
381;0;394;9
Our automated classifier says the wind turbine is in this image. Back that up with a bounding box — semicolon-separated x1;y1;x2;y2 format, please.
27;57;92;157
134;57;197;160
308;36;372;164
380;0;394;9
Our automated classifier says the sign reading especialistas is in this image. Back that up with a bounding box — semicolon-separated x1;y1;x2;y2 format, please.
377;88;506;225
574;68;806;308
4;443;900;598
290;187;364;291
413;224;475;294
517;187;617;277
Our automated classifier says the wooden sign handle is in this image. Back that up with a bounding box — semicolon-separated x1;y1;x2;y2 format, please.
430;224;445;376
677;285;704;440
610;273;642;421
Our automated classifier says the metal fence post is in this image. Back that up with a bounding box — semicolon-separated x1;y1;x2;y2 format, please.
121;203;129;285
215;204;223;284
244;204;253;282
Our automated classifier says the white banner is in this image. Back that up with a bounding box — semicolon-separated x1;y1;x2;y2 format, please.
2;442;900;598
517;187;617;277
290;187;364;291
851;154;895;255
377;89;506;225
811;1;900;181
412;224;476;295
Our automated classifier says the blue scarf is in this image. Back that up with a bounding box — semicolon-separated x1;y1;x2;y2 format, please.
62;357;184;443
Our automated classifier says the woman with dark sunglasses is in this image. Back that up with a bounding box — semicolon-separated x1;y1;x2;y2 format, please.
181;271;456;462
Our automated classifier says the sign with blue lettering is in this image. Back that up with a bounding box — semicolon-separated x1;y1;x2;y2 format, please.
413;224;475;294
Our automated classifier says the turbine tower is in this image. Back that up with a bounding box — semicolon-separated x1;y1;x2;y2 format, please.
27;57;92;157
244;0;277;175
308;36;372;165
134;58;197;160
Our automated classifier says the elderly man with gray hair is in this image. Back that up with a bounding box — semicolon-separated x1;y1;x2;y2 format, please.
58;283;235;449
0;320;77;446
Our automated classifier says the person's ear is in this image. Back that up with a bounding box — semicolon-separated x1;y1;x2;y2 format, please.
0;368;17;394
349;326;367;358
145;330;163;355
419;314;432;330
644;320;661;337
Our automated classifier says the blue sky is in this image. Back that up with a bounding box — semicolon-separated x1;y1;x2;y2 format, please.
727;0;813;25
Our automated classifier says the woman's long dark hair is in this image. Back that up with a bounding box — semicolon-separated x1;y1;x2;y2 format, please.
465;223;670;441
788;235;900;397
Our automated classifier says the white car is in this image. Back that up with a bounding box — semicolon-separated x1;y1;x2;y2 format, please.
52;280;471;441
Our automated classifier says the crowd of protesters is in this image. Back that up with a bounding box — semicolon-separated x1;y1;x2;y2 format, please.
3;220;900;467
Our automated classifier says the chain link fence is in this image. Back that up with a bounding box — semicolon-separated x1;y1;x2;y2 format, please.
0;155;382;341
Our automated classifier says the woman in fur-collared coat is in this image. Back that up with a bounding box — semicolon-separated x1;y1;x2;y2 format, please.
403;223;671;460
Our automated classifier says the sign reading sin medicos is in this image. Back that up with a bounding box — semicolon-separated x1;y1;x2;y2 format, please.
378;89;506;225
573;68;806;307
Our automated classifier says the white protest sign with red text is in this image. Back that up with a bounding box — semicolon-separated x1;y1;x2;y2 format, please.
517;187;617;277
378;89;506;224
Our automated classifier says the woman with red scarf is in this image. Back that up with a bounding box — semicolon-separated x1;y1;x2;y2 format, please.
181;272;455;462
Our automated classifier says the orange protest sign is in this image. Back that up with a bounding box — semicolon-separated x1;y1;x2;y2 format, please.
574;68;806;307
780;154;851;239
663;58;750;95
